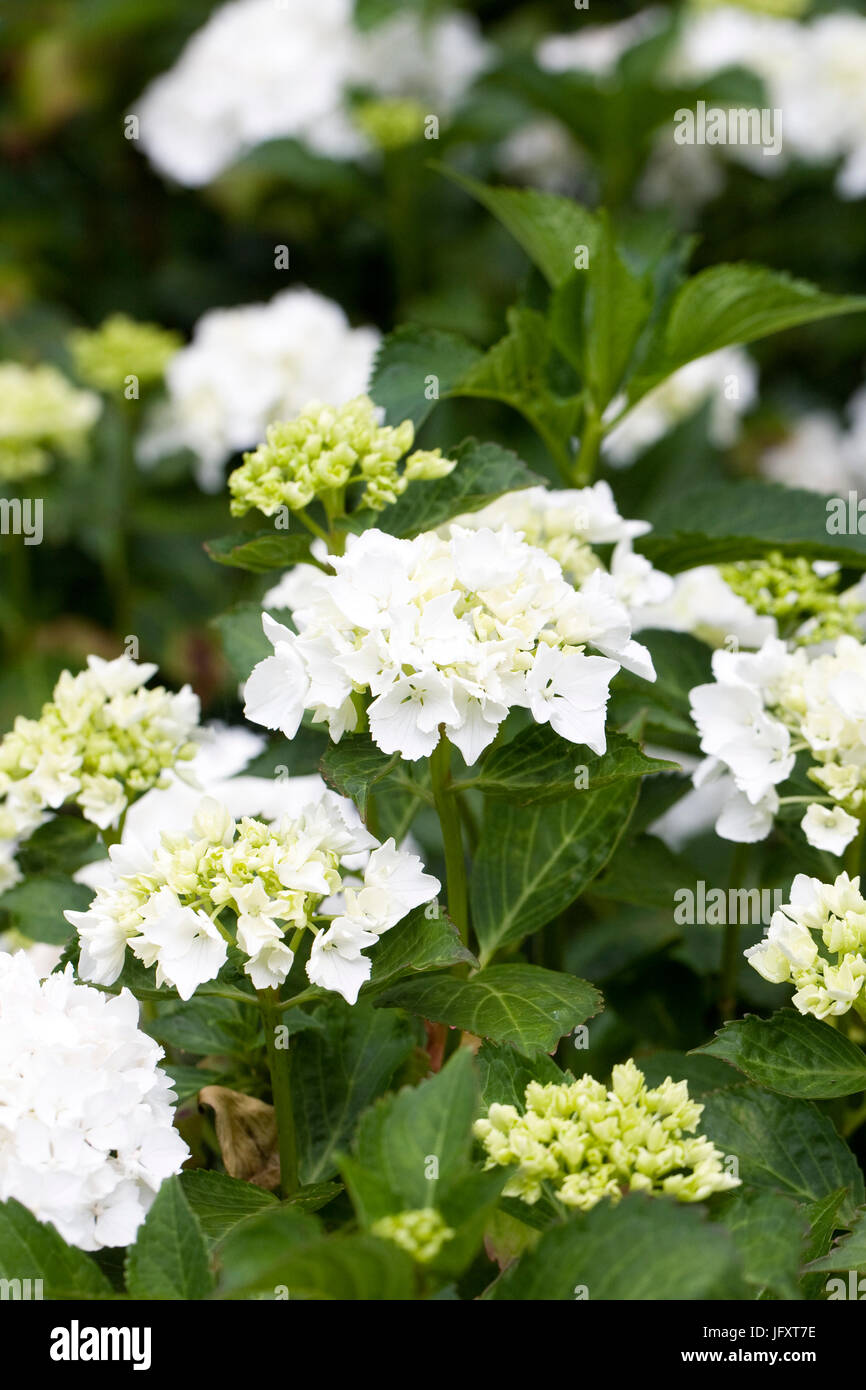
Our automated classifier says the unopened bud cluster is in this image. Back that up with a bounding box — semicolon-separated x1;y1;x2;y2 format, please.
474;1060;738;1210
371;1207;455;1263
0;361;101;481
719;552;863;645
69;313;182;393
228;395;455;518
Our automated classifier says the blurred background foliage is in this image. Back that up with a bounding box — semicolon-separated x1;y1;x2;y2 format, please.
1;0;865;722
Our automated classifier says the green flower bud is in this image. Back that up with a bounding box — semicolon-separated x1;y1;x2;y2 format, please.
69;314;182;393
371;1208;455;1263
403;448;457;482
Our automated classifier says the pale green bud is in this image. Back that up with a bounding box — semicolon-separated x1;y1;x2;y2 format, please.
403;448;457;482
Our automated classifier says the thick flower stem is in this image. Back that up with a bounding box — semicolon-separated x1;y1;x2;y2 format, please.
573;404;603;486
430;732;469;944
258;988;299;1197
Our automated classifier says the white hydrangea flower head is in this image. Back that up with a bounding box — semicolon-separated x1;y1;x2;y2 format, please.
637;565;777;649
67;791;439;1005
603;348;758;465
244;523;657;766
0;654;200;881
673;6;866;199
474;1058;739;1209
448;482;674;619
0;952;188;1251
689;634;866;851
760;385;866;495
746;871;866;1021
134;0;486;186
137;289;379;491
761;413;853;495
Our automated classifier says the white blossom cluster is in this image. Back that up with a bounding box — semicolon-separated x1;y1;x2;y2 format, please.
638;565;776;650
0;952;188;1251
761;386;866;495
690;635;866;852
447;482;674;621
746;871;866;1023
674;5;866;199
66;792;439;1005
138;288;379;491
0;655;200;893
134;0;487;185
245;524;657;765
603;348;758;466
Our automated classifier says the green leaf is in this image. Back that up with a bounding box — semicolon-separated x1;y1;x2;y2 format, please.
699;1084;865;1221
552;216;651;407
125;1177;214;1300
0;1199;113;1299
319;733;399;812
440;168;600;287
292;1000;417;1182
471;780;638;963
639;481;866;573
487;1194;742;1300
205;530;311;573
806;1207;866;1272
180;1170;278;1241
150;995;265;1059
464;726;677;805
592;834;699;910
350;1049;479;1210
163;1063;223;1105
610;628;712;750
638;1050;742;1097
376;964;602;1056
0;874;92;944
211;603;292;683
633;264;866;394
369;324;482;429
477;1040;567;1109
262;1234;416;1300
219;1219;415;1300
15;817;101;877
214;1204;322;1294
378;436;543;539
697;1010;866;1100
799;1187;848;1298
451;308;582;468
364;903;477;992
711;1189;806;1300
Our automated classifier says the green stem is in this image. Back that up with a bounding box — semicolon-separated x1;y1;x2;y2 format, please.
430;731;469;944
258;987;299;1196
573;403;603;485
